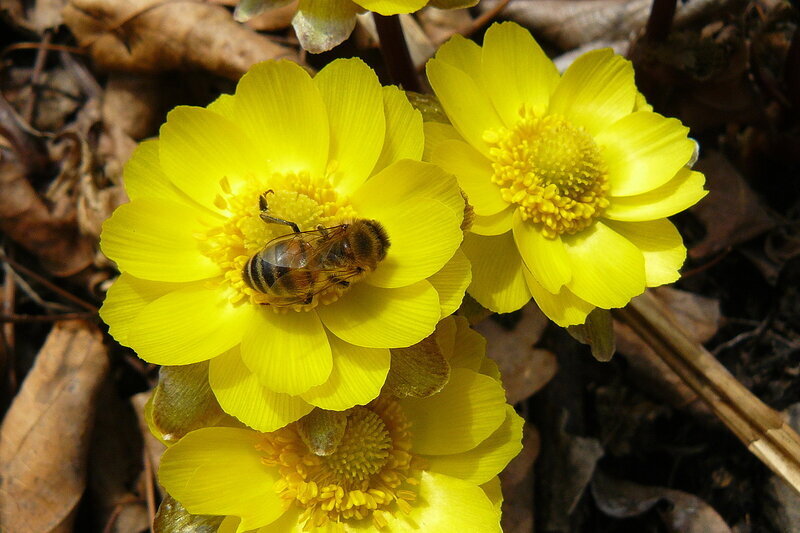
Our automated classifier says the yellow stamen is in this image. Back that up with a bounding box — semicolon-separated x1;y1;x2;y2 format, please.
256;397;426;530
486;108;609;238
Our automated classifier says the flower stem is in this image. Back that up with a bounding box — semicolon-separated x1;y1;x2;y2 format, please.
644;0;676;42
373;14;422;92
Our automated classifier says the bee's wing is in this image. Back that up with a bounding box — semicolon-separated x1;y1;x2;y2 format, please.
268;266;363;307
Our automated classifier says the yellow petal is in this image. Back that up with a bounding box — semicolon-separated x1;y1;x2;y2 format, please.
231;60;329;177
604;168;708;221
384;471;501;533
218;516;239;533
432;139;507;216
548;49;636;136
422;121;461;162
314;58;385;194
317;280;440;349
294;0;359;54
125;140;197;207
448;315;486;371
427;249;471;318
462;232;530;313
481;476;504;518
353;159;465;220
158;427;284;532
401;368;507;455
427;57;504;158
523;268;595;327
364;198;463;288
481;22;560;126
604;219;686;287
435;316;458;359
471;206;515;236
300;334;390;411
159;106;263;210
355;0;427;15
127;282;253;365
101;199;221;282
424;405;523;484
431;33;483;84
373;86;424;174
206;93;235;118
598;111;695;196
241;309;332;395
209;348;314;432
99;273;178;346
254;508;304;533
563;221;645;308
512;209;571;293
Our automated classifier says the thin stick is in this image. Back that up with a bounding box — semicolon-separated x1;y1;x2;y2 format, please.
463;0;512;39
22;31;53;125
373;14;422;92
614;291;800;493
0;251;98;313
0;312;97;323
144;449;157;527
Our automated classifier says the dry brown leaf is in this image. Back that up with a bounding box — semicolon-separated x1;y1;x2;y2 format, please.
480;0;730;50
500;424;540;533
131;391;167;488
475;303;555;404
0;143;96;276
691;150;777;258
591;470;732;532
244;0;298;31
615;287;719;416
0;320;109;532
418;6;474;45
63;0;298;80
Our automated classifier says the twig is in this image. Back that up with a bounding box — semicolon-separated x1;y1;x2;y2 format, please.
463;0;512;39
0;250;99;313
144;449;157;527
0;312;97;323
374;14;422;92
614;291;800;494
21;31;53;125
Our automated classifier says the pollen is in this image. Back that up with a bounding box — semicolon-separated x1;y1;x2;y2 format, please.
256;397;424;530
486;109;610;239
196;172;357;310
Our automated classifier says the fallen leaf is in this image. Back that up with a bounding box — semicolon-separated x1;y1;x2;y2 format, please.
476;303;556;404
0;320;109;532
763;403;800;532
63;0;298;81
690;150;777;258
500;424;540;533
591;470;732;532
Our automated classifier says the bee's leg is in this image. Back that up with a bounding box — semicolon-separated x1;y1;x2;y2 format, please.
258;191;301;233
303;293;314;305
329;276;350;288
258;190;274;212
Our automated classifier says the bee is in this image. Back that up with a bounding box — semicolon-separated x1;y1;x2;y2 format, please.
242;191;390;307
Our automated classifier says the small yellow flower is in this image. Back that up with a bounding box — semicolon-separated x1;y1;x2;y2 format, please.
158;316;521;533
235;0;478;53
100;58;469;432
425;22;707;326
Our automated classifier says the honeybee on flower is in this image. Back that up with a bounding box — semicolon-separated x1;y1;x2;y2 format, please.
100;58;470;432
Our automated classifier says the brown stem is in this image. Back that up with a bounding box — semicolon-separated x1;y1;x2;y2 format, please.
373;14;422;92
613;291;800;493
644;0;677;42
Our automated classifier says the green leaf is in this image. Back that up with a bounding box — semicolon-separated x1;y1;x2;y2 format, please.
567;308;616;362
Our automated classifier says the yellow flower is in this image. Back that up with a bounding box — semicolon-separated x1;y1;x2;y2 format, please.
235;0;478;53
100;58;469;432
158;316;521;533
425;22;708;326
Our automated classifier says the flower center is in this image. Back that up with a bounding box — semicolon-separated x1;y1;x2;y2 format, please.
257;397;423;530
484;109;609;238
197;172;358;311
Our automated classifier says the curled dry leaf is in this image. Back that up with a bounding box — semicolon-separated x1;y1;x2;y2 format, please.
591;470;732;532
63;0;298;81
153;494;224;533
0;143;96;276
690;150;777;259
475;303;556;404
0;320;109;532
